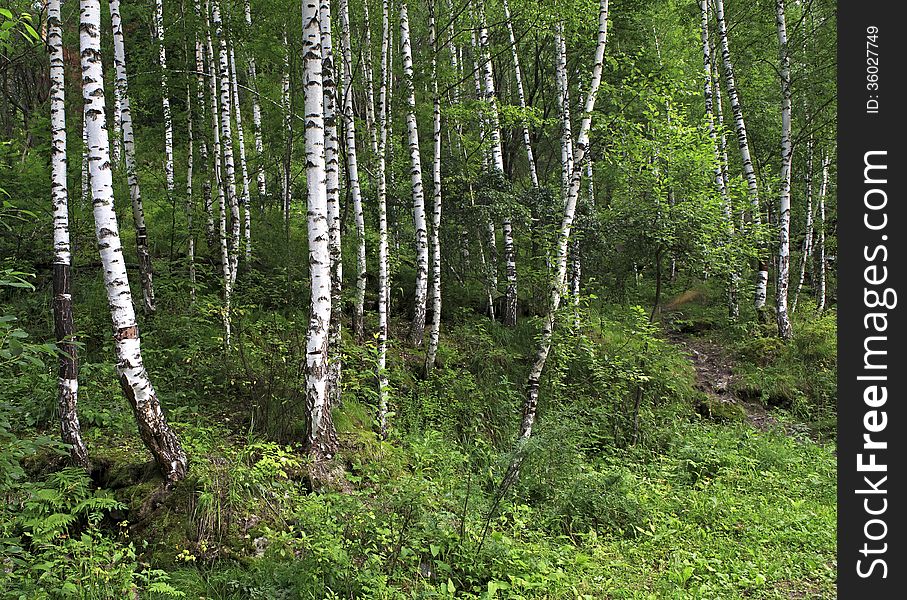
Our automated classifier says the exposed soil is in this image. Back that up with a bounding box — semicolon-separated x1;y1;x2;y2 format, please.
667;332;782;433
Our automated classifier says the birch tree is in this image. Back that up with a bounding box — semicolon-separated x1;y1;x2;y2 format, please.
320;0;343;404
109;0;155;314
376;0;391;437
775;0;793;339
302;0;338;459
501;0;538;187
80;0;187;484
791;137;813;314
339;0;367;339
213;1;240;286
49;0;89;469
520;0;609;442
713;0;766;311
399;0;429;346
205;0;233;345
154;0;176;229
816;152;829;312
424;0;443;372
476;0;517;326
228;45;252;261
243;0;267;202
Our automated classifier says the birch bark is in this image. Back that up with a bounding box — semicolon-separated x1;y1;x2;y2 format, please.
82;0;187;484
775;0;793;339
50;0;89;469
109;0;155;314
302;0;338;459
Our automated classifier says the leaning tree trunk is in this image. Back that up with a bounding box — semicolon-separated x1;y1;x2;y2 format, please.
302;0;338;460
82;0;187;484
49;0;89;470
521;0;609;442
399;1;429;346
243;0;267;203
775;0;793;340
477;2;517;326
228;45;253;262
375;0;391;437
714;0;765;311
424;1;443;373
109;0;155;314
816;152;829;312
320;0;343;407
339;0;367;340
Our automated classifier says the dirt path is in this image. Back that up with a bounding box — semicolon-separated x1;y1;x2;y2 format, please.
667;333;781;432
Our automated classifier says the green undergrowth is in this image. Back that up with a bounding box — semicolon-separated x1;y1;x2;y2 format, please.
1;277;836;598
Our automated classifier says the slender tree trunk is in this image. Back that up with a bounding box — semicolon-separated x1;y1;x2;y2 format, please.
186;78;197;304
302;0;338;460
399;1;429;346
521;0;609;442
213;1;240;287
243;0;267;203
205;0;233;345
714;0;765;311
282;32;292;223
154;0;177;253
376;0;391;438
319;0;343;407
50;0;89;470
425;1;443;373
501;0;538;187
339;0;367;339
476;3;517;326
361;0;379;156
228;45;253;262
82;0;187;484
791;137;814;314
775;0;793;339
816;153;829;312
109;0;155;314
193;17;215;252
699;0;737;319
111;82;123;168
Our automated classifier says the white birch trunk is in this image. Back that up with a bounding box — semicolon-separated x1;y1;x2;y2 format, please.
791;138;814;314
400;0;429;346
714;0;766;310
775;0;793;339
109;0;155;314
361;0;379;156
282;32;292;222
81;0;187;484
243;0;267;203
186;78;197;304
194;14;215;249
111;83;123;168
376;0;391;437
50;0;89;469
521;0;609;442
154;0;176;221
501;0;538;187
425;1;443;372
212;1;240;287
339;0;367;339
476;1;517;326
302;0;337;459
205;0;233;345
228;45;253;262
320;0;343;407
816;153;829;312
